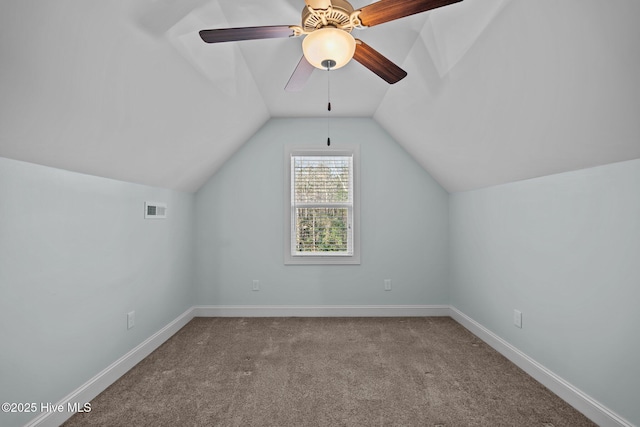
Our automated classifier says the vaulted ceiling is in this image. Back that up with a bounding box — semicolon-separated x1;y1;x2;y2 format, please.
1;0;639;193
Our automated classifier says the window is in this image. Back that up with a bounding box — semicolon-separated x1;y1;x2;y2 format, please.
285;146;360;264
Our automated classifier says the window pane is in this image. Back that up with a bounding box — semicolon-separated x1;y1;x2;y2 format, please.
295;207;349;253
294;156;352;204
286;148;359;264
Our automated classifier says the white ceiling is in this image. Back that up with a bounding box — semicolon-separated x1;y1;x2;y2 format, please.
1;0;639;193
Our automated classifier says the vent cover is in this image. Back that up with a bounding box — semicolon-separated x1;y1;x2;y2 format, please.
145;202;167;219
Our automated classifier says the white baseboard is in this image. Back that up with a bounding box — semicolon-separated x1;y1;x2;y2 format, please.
192;304;450;318
449;306;633;427
24;305;632;427
22;305;445;427
25;307;195;427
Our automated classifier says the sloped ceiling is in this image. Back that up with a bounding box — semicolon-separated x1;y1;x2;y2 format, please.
375;0;640;191
1;0;639;193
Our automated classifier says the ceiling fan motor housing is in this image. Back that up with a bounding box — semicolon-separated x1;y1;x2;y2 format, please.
302;0;356;32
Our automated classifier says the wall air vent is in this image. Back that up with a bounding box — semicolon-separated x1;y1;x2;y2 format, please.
145;202;167;219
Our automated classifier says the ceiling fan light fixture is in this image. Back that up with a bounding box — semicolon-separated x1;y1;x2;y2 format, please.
302;27;356;70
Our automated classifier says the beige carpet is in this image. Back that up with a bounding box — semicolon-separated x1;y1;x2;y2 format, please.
64;317;595;426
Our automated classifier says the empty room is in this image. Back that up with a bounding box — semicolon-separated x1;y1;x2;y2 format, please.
1;0;639;426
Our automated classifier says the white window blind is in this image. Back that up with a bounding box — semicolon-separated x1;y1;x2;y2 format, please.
292;155;353;255
285;147;360;265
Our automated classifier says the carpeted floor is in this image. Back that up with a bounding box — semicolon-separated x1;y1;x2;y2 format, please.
64;317;595;426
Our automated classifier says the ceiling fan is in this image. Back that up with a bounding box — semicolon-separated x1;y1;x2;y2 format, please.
199;0;462;91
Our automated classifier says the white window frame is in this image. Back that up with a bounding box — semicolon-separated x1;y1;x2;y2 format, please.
284;145;360;265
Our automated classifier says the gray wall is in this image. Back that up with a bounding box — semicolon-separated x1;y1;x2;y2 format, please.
0;157;195;427
195;118;450;306
449;158;640;424
3;124;638;426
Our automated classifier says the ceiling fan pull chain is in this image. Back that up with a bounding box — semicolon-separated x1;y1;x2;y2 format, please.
327;66;331;146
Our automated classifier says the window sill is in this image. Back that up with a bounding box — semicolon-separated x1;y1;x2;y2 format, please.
284;254;361;265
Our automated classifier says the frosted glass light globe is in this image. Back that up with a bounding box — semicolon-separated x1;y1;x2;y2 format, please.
302;28;356;70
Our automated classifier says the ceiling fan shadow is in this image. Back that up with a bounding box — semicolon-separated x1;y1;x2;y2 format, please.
134;0;210;36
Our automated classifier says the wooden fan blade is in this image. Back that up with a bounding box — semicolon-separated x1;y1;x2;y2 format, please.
305;0;332;10
199;25;295;43
285;55;315;92
352;40;407;84
358;0;462;27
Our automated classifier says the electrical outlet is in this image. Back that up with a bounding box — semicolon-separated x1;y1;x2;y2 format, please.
513;309;522;328
384;279;392;291
127;311;135;330
252;280;260;291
